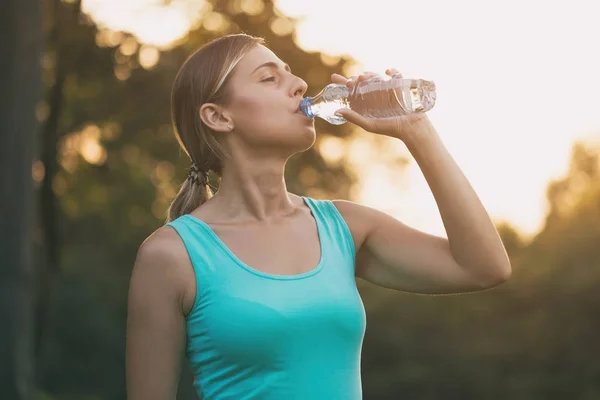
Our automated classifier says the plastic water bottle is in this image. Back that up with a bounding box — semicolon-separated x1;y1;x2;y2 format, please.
300;73;436;125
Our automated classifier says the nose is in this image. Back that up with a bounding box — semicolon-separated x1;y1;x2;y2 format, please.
291;76;308;98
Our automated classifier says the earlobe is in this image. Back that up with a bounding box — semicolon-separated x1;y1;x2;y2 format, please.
199;103;233;133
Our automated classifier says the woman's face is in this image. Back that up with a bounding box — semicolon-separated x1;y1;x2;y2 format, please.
223;45;315;153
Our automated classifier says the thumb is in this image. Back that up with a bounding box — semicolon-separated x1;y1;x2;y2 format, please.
335;108;375;132
331;73;348;84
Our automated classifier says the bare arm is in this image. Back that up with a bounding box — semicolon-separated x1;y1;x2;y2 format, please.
333;118;511;295
330;70;511;295
336;200;507;295
126;228;189;400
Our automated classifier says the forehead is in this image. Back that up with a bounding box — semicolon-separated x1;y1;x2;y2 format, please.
235;45;285;74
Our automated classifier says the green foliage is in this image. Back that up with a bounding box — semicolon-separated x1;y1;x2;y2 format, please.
359;140;600;399
38;0;359;399
34;0;600;398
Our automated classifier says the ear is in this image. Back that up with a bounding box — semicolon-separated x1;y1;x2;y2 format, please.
199;103;233;133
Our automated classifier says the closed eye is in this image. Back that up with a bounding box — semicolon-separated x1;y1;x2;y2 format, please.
261;76;276;82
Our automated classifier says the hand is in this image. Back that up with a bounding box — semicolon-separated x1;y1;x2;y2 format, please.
330;69;434;141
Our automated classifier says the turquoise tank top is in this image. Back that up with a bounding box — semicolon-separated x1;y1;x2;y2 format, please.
166;197;366;399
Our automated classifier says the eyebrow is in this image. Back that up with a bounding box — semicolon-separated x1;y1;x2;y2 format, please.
251;61;291;75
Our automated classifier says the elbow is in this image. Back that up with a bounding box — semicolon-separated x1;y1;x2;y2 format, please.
493;264;512;285
495;252;513;281
457;250;513;289
482;243;513;287
480;259;512;288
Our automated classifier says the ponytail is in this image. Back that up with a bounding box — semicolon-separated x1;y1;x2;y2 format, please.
166;176;213;222
166;34;264;222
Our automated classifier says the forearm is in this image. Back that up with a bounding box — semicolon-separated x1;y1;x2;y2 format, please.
403;120;511;283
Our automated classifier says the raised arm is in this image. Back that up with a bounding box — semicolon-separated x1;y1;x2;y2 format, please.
126;229;190;400
331;70;511;295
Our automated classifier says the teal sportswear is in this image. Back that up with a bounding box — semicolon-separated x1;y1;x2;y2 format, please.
166;197;366;399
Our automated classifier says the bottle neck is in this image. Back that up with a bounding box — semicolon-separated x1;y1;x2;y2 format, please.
300;84;349;120
300;97;316;118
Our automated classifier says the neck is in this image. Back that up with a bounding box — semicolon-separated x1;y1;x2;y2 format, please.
212;154;297;222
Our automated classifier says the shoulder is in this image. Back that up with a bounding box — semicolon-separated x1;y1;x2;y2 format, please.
130;226;196;312
302;196;392;250
136;225;189;269
331;199;384;223
330;199;385;250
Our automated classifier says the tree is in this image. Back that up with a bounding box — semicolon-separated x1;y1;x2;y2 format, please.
26;0;600;397
359;139;600;399
34;0;360;398
0;0;42;398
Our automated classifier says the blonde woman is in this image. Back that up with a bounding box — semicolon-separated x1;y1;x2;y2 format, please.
126;34;511;400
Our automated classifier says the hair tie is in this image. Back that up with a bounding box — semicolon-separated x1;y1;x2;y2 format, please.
187;162;209;185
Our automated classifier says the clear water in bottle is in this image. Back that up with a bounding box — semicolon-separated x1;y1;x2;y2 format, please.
300;74;436;125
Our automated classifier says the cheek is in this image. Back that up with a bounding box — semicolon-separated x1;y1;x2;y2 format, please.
232;93;271;121
231;92;293;132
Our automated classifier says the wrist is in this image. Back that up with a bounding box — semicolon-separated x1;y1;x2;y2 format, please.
401;117;440;151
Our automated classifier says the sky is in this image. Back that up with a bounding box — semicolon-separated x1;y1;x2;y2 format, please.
82;0;600;239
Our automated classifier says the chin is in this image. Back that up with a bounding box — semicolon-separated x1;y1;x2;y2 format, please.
261;121;315;154
295;126;317;152
278;130;314;156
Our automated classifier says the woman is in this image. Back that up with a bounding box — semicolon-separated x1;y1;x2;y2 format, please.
126;34;511;400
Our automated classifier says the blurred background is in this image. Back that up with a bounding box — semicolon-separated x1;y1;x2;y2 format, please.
2;0;600;398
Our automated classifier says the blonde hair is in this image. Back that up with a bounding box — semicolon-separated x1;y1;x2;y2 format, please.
167;34;265;222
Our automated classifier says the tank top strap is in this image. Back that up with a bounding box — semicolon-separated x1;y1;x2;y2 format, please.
302;196;356;267
166;197;357;287
165;215;225;310
166;215;220;272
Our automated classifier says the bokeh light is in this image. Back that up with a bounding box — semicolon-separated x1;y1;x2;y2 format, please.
138;45;160;69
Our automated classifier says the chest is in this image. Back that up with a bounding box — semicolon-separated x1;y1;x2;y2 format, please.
210;215;322;276
190;267;366;368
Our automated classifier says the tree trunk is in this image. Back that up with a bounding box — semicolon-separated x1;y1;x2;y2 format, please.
0;0;42;399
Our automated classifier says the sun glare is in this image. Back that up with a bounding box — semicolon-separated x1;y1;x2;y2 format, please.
80;0;600;237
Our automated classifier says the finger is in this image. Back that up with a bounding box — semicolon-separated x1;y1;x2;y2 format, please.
331;73;348;84
358;71;379;82
347;72;379;89
346;75;358;88
334;108;376;132
386;68;402;77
